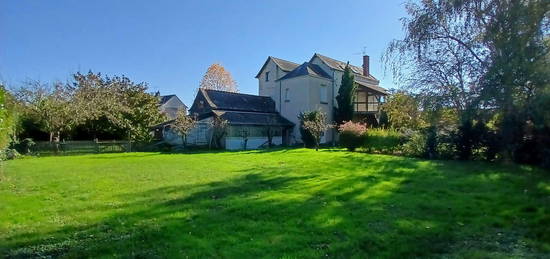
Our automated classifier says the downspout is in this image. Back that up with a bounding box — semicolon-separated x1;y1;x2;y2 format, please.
331;70;336;147
277;66;281;112
277;66;285;144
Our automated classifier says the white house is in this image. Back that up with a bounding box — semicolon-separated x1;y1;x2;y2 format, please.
256;53;389;144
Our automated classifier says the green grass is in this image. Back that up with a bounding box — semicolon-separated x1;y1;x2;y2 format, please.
1;149;549;258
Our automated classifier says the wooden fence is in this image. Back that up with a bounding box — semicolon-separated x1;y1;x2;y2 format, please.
33;140;131;155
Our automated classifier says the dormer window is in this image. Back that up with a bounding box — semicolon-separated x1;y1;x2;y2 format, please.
265;71;270;82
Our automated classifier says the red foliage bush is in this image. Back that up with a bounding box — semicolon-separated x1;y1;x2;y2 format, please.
338;121;367;151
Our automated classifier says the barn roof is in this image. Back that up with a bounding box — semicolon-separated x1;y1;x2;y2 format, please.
199;89;277;113
212;110;294;126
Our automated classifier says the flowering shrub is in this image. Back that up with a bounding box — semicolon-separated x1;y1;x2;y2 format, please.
338;121;367;151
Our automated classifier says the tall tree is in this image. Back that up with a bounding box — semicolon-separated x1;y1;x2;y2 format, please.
479;0;549;161
385;0;549;163
171;109;197;148
334;64;356;124
384;0;491;113
199;63;238;93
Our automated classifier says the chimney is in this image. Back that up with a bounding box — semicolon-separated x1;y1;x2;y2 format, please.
362;55;370;76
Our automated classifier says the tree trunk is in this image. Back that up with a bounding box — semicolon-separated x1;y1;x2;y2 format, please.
315;139;319;151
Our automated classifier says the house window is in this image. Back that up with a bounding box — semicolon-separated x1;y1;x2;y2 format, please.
265;71;270;82
353;91;381;112
320;84;328;103
285;88;290;102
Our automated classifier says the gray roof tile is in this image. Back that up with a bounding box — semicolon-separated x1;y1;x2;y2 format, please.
255;56;300;78
159;95;176;105
212;110;294;126
313;53;379;82
201;89;277;113
277;62;332;81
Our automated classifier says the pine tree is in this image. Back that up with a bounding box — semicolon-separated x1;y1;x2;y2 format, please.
334;64;356;124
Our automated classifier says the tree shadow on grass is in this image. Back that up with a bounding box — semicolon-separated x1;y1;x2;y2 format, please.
2;154;549;258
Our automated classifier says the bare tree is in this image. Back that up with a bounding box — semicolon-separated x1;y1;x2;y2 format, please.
199;63;238;93
171;109;196;148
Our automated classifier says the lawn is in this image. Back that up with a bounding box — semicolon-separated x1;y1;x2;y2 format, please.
1;149;549;258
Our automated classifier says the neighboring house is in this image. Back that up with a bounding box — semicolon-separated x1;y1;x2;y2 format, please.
256;53;389;144
155;88;294;149
158;94;188;120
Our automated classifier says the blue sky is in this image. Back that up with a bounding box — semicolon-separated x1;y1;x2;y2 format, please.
0;0;406;106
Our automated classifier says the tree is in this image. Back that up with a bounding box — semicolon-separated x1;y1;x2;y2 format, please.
479;0;549;162
0;85;23;151
0;85;14;150
334;64;356;124
384;0;491;114
385;0;549;164
209;116;228;149
72;71;165;141
199;63;238;93
381;91;423;130
171;109;196;148
15;81;76;142
299;110;330;151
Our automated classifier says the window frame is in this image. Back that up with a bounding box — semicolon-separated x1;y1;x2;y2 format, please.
353;90;382;112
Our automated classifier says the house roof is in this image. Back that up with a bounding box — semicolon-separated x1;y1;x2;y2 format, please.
311;53;379;82
355;79;389;95
212;110;294;127
153;110;294;129
255;56;300;78
200;89;277;113
277;62;332;81
159;94;188;108
159;95;176;105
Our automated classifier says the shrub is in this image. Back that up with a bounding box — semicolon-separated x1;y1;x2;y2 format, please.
298;110;330;150
0;148;20;160
364;128;403;154
401;130;426;157
338;121;367;151
15;138;36;155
